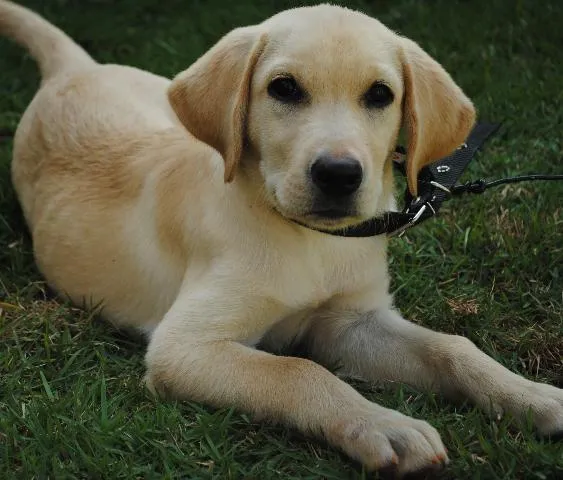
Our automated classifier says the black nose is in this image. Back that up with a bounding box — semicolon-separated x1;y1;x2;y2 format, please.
310;155;363;196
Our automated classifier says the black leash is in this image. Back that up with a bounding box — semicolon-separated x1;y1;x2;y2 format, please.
309;122;562;238
450;174;563;195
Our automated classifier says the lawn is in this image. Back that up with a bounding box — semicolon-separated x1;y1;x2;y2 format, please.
0;0;562;478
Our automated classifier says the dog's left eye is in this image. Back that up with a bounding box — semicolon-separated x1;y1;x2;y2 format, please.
364;82;394;109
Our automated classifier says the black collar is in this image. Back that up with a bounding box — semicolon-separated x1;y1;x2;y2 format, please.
303;122;501;238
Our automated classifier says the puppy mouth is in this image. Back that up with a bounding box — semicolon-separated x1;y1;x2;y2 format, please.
270;187;366;231
281;207;365;231
304;215;363;230
308;207;352;219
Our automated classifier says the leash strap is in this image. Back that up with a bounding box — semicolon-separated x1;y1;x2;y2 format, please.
392;122;502;235
450;174;563;195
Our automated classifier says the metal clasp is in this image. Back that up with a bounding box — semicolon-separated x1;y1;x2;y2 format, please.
388;204;429;238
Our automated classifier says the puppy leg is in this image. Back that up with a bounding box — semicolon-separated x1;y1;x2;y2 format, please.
145;288;448;476
305;307;563;437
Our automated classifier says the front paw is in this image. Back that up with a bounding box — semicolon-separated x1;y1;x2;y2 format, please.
516;381;563;438
489;380;563;438
328;406;448;478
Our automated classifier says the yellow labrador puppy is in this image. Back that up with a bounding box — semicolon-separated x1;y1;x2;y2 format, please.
1;1;561;476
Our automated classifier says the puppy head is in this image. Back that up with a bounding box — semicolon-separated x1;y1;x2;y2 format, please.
169;5;475;230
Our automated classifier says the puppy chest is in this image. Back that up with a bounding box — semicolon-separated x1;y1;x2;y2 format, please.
269;239;388;307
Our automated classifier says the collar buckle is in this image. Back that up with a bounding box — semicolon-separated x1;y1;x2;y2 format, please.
388;205;427;237
388;200;436;237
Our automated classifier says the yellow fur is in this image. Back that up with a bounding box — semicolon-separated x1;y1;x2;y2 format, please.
2;1;561;476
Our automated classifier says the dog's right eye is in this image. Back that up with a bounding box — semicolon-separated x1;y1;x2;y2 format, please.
267;76;304;103
363;82;394;109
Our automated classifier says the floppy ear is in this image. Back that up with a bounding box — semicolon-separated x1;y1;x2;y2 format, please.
400;37;476;196
168;27;267;182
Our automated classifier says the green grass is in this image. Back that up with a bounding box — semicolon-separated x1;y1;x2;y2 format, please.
1;0;562;478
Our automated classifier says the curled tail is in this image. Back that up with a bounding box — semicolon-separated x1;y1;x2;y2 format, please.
0;0;95;82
